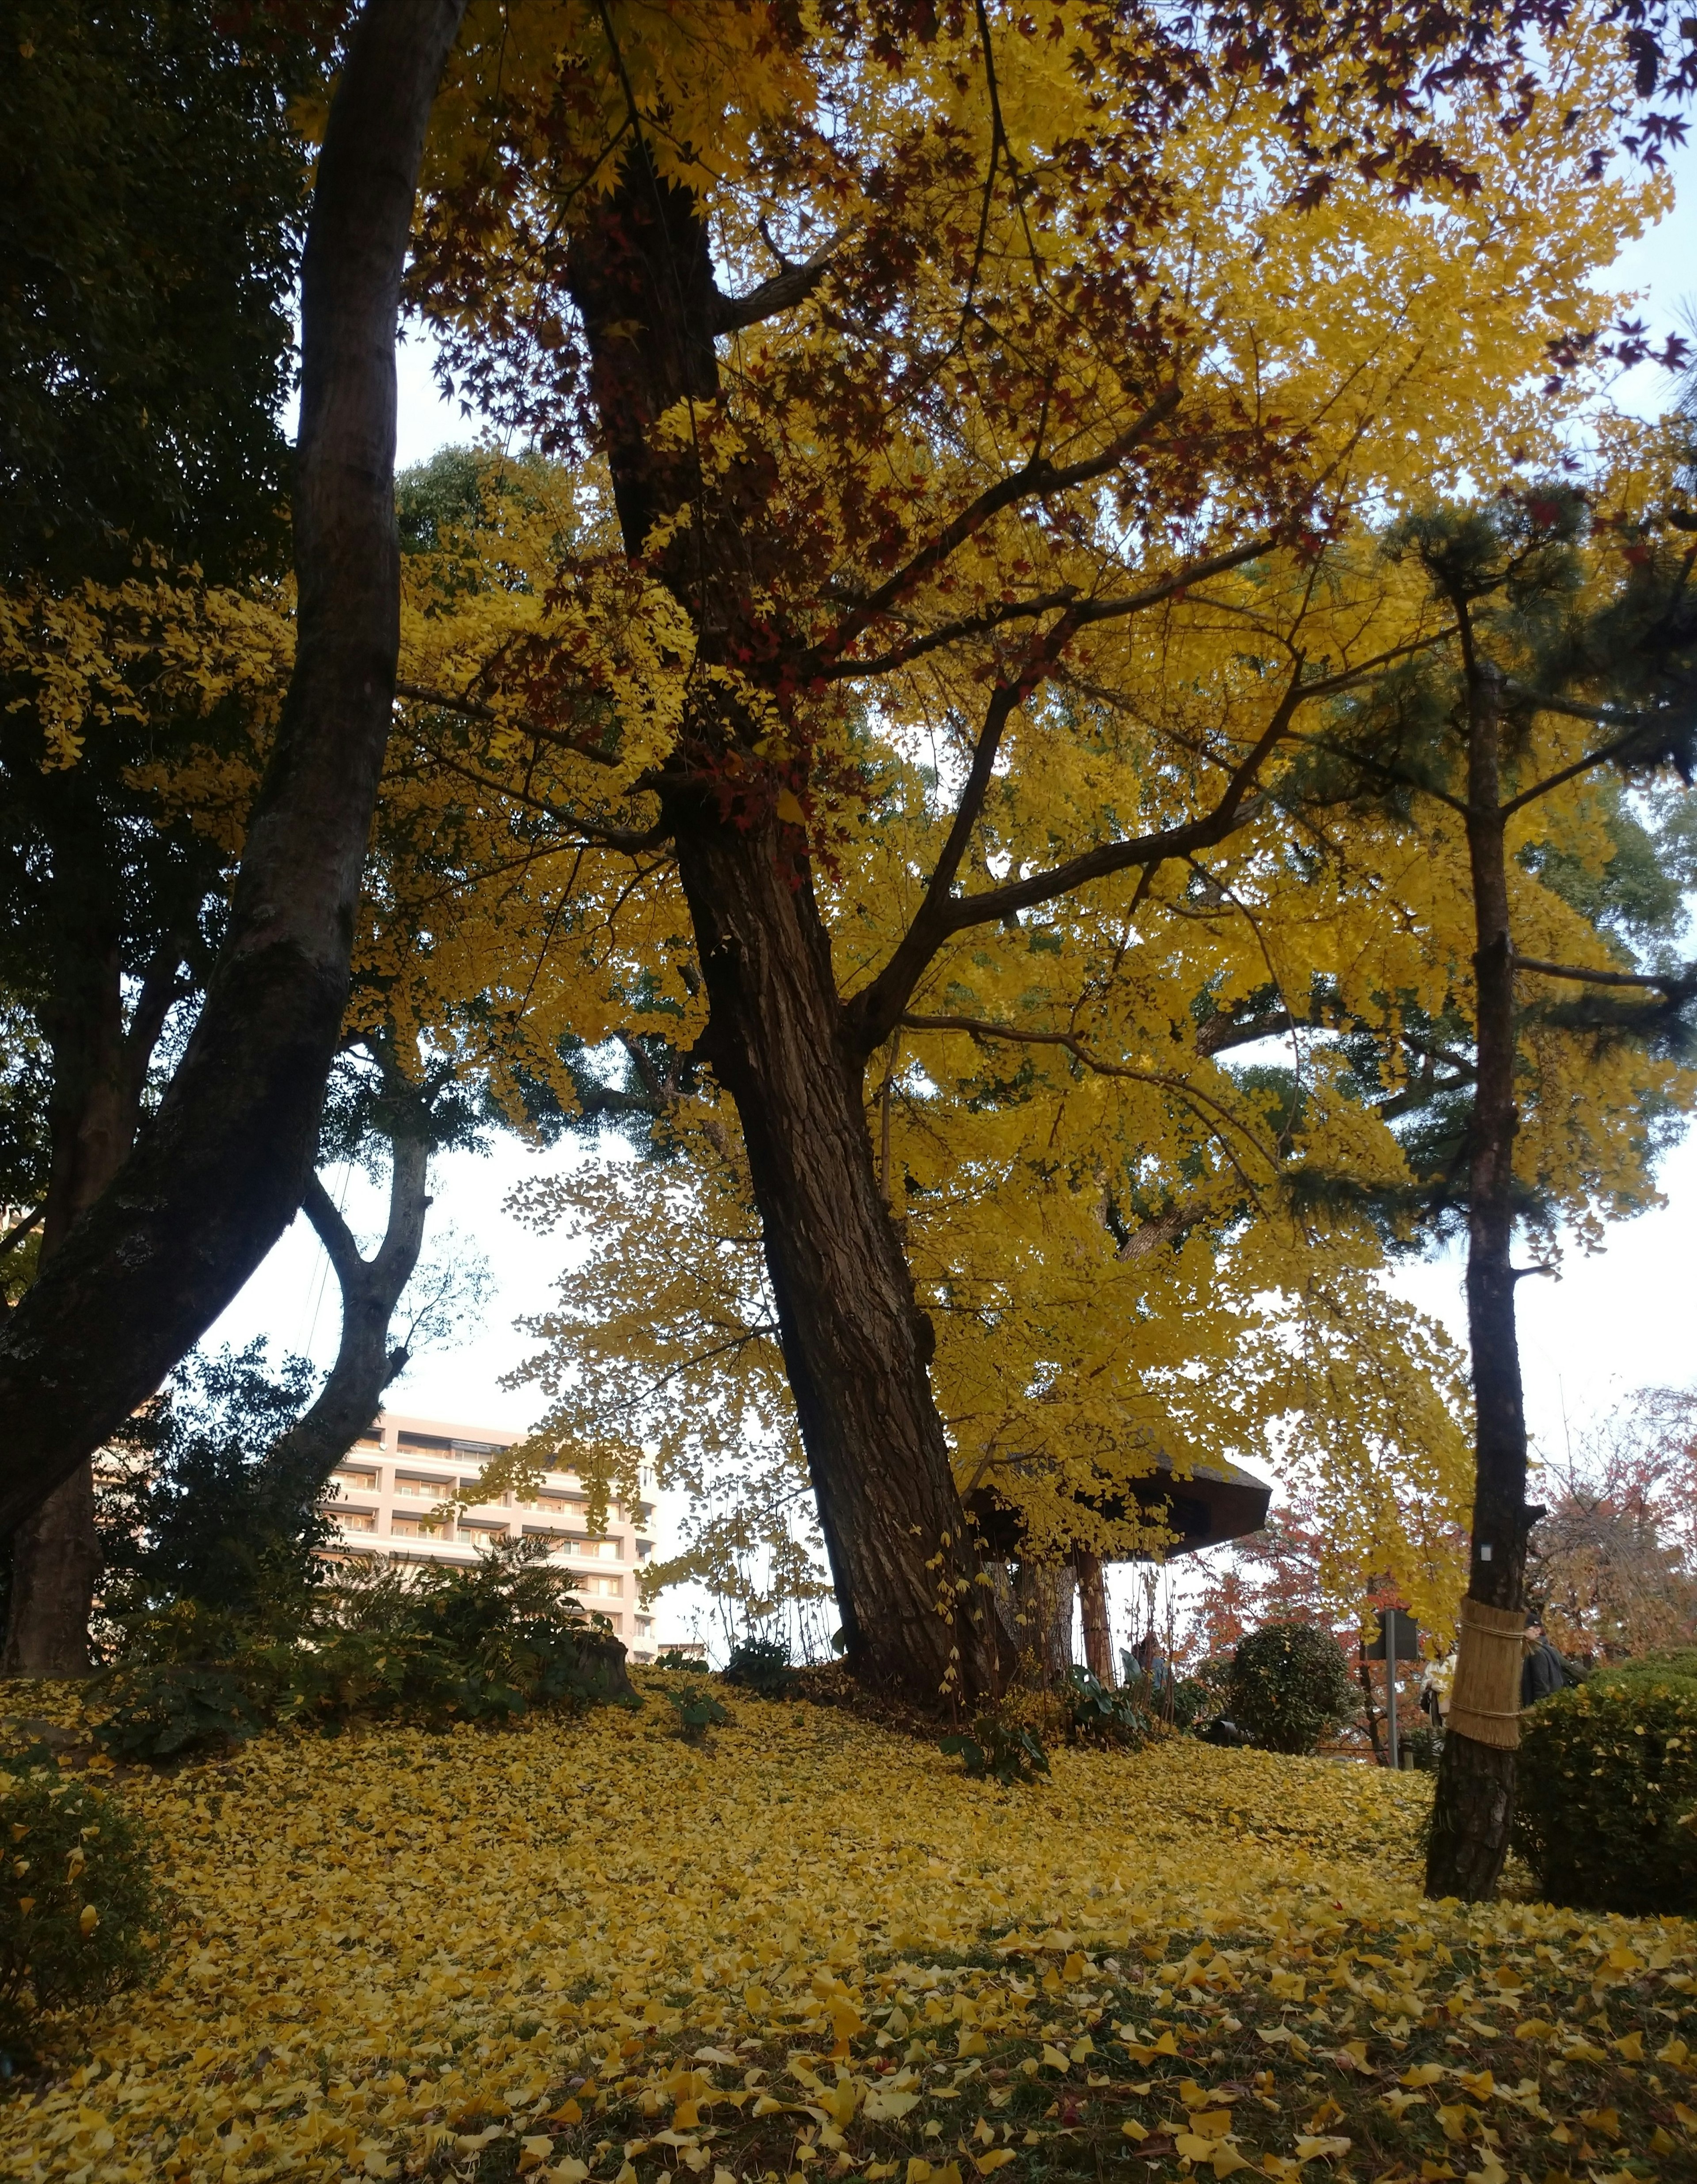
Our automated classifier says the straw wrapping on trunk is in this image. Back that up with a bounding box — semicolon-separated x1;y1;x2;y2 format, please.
1447;1597;1527;1750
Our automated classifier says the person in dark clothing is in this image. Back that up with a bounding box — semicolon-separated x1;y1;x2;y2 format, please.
1522;1617;1579;1706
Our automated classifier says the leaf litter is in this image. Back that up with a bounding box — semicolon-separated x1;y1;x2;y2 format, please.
1;1677;1692;2182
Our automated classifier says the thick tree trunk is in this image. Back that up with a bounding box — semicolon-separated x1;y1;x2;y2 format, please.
672;803;1004;1698
0;0;468;1538
568;160;1006;1703
1075;1548;1115;1683
3;1465;101;1677
1427;657;1530;1901
263;1131;431;1500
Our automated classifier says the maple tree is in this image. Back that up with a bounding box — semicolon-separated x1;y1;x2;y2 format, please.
1530;1386;1697;1663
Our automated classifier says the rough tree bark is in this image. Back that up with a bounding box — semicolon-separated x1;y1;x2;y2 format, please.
565;157;1007;1702
4;876;183;1674
0;0;469;1540
263;1128;431;1501
1014;1562;1078;1688
1074;1549;1115;1684
1426;653;1529;1900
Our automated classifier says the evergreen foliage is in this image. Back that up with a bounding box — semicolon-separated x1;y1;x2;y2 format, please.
0;1769;163;2058
1228;1622;1355;1755
1516;1653;1697;1912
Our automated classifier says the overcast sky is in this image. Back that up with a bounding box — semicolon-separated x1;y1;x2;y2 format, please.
209;138;1696;1641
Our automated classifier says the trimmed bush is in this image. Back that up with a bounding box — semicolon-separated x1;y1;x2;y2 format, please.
1228;1621;1354;1755
1516;1653;1697;1914
0;1770;164;2058
94;1545;635;1761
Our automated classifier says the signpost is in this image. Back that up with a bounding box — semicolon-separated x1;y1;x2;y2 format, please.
1365;1608;1420;1767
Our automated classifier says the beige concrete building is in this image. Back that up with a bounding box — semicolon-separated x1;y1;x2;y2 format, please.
323;1409;660;1661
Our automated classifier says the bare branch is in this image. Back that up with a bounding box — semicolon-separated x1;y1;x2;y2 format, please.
397;680;625;768
0;1207;43;1262
710;235;842;334
300;1170;366;1290
1515;953;1697;996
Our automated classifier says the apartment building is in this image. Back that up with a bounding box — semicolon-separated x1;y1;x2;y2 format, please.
324;1409;660;1661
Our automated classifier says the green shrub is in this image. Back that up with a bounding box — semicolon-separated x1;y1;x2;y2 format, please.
94;1543;636;1761
723;1633;799;1698
1065;1667;1151;1748
1228;1621;1354;1755
667;1686;731;1743
940;1716;1051;1786
0;1770;165;2058
1516;1654;1697;1914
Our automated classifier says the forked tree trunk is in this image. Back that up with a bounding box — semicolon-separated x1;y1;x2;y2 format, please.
1075;1548;1115;1684
0;0;468;1538
263;1129;431;1501
568;160;1007;1702
1426;657;1529;1900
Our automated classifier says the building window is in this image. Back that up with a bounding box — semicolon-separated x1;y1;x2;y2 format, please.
338;1510;377;1534
394;1474;452;1498
398;1430;454;1452
331;1469;378;1497
391;1514;447;1539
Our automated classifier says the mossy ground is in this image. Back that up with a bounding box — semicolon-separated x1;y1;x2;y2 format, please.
0;1671;1691;2183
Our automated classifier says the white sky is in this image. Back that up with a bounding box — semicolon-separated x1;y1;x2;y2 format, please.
208;138;1697;1647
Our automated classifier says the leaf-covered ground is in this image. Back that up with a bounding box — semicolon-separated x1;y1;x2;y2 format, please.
2;1675;1693;2183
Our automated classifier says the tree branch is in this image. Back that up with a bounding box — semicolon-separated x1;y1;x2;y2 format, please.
710;235;842;334
397;680;626;767
299;1170;367;1291
0;1207;43;1262
1514;953;1697;996
810;383;1183;666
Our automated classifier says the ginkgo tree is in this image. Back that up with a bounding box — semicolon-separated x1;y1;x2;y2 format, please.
383;0;1686;1699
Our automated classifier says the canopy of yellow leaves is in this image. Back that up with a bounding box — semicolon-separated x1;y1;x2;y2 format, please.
2;1687;1691;2181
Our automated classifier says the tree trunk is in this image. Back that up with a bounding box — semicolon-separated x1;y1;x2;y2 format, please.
671;803;1004;1699
263;1130;431;1500
4;920;134;1675
0;0;468;1539
1427;656;1530;1900
1015;1561;1077;1688
1075;1548;1115;1683
1357;1641;1385;1765
567;160;1007;1704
